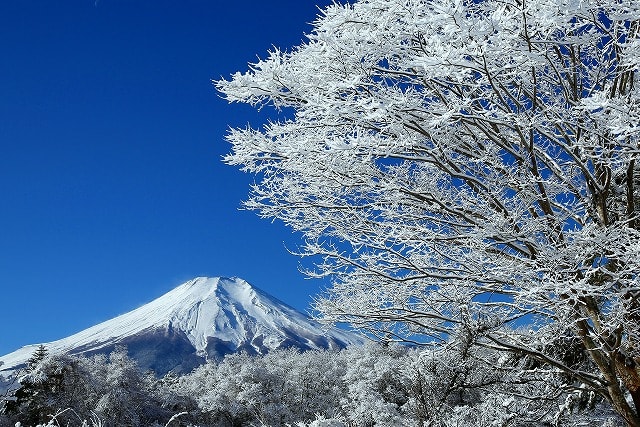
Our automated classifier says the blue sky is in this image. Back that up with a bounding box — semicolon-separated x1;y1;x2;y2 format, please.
0;0;336;355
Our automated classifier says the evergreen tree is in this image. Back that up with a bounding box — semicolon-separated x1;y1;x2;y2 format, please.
2;345;63;425
26;345;48;372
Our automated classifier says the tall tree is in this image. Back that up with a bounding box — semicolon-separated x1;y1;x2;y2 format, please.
26;345;48;372
217;0;640;423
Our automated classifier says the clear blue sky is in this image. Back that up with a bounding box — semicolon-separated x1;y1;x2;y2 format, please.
0;0;337;355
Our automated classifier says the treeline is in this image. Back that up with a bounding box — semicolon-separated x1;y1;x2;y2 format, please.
0;338;622;426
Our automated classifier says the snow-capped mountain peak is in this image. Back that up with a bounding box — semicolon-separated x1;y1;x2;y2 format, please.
0;277;363;375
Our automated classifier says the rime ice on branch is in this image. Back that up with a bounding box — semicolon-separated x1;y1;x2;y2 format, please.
217;0;640;424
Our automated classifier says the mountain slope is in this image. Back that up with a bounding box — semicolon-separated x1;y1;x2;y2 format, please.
0;277;363;375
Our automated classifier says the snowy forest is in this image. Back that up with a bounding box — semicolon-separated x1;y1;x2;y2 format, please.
3;0;640;424
0;342;625;426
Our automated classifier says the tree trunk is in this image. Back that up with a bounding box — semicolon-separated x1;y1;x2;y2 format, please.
577;319;640;426
615;356;640;426
609;388;640;427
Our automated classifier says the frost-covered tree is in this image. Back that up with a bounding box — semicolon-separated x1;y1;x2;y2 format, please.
26;346;48;372
91;347;167;427
217;0;640;423
176;349;347;426
338;343;408;426
0;347;177;427
1;351;88;427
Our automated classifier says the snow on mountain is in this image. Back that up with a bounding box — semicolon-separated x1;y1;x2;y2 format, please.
0;277;364;375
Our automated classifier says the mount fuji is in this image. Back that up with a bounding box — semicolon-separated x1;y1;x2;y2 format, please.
0;277;363;375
